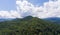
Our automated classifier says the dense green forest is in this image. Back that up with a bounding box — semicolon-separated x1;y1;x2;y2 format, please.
0;16;60;35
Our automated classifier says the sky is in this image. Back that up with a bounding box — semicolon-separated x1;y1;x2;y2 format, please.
28;0;49;6
0;0;59;19
0;0;16;11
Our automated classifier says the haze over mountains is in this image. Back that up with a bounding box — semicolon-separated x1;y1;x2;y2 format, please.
44;17;60;24
0;16;60;24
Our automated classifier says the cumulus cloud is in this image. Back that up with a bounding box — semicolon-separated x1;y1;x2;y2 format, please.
16;0;60;18
0;0;60;18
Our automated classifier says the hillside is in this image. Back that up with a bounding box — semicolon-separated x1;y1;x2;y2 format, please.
0;16;60;35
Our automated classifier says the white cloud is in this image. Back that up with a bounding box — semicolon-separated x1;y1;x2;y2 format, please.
16;0;60;18
0;10;22;18
0;0;60;19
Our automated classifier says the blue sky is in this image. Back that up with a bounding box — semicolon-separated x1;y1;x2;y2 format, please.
0;0;16;11
28;0;49;6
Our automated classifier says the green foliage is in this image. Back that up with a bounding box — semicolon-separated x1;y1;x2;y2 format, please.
0;16;60;35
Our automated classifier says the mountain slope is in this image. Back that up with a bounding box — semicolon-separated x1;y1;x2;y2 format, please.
0;16;60;35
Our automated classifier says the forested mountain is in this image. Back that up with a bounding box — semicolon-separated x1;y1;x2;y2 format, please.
0;16;60;35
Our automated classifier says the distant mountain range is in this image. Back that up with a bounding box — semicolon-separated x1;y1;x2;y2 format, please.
0;16;60;24
0;18;15;22
44;17;60;24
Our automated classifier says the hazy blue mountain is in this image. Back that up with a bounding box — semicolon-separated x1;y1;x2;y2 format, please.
44;17;60;24
0;18;15;22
